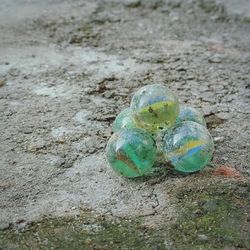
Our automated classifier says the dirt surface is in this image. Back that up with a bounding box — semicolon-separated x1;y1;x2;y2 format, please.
0;0;250;248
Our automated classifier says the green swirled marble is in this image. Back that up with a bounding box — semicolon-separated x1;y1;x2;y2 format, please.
176;105;206;126
163;121;214;173
112;108;136;133
106;128;157;178
130;84;179;132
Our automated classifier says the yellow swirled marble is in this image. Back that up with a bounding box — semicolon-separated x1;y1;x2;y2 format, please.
130;84;179;131
171;140;205;156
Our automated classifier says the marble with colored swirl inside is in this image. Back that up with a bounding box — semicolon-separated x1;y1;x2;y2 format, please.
176;105;206;126
130;84;179;131
163;121;214;173
106;128;157;178
112;107;136;133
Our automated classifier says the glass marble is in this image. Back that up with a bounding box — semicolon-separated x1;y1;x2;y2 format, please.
112;108;136;133
130;84;179;132
106;128;157;178
163;121;214;173
176;105;206;126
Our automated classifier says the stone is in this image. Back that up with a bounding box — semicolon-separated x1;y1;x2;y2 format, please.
197;234;208;242
143;0;163;9
106;128;157;178
208;54;223;63
0;79;5;87
130;84;179;132
162;121;214;173
214;136;225;142
123;0;141;8
176;105;206;126
112;107;136;133
0;222;10;230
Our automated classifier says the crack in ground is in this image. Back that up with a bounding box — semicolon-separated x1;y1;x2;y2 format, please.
150;188;160;215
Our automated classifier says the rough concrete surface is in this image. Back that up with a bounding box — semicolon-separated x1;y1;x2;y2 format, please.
0;0;250;249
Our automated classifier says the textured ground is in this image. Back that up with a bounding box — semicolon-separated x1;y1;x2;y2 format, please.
0;0;250;249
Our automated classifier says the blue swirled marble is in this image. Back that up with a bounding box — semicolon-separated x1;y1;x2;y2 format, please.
176;105;206;126
163;121;214;173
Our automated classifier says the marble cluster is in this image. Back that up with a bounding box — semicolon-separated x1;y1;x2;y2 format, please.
106;84;214;178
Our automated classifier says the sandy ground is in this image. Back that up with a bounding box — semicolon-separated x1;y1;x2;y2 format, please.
0;0;250;237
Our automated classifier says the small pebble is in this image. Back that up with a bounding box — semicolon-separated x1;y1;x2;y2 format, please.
171;16;180;22
124;0;141;8
0;79;5;87
197;234;208;242
0;222;10;230
214;136;225;142
208;54;223;63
